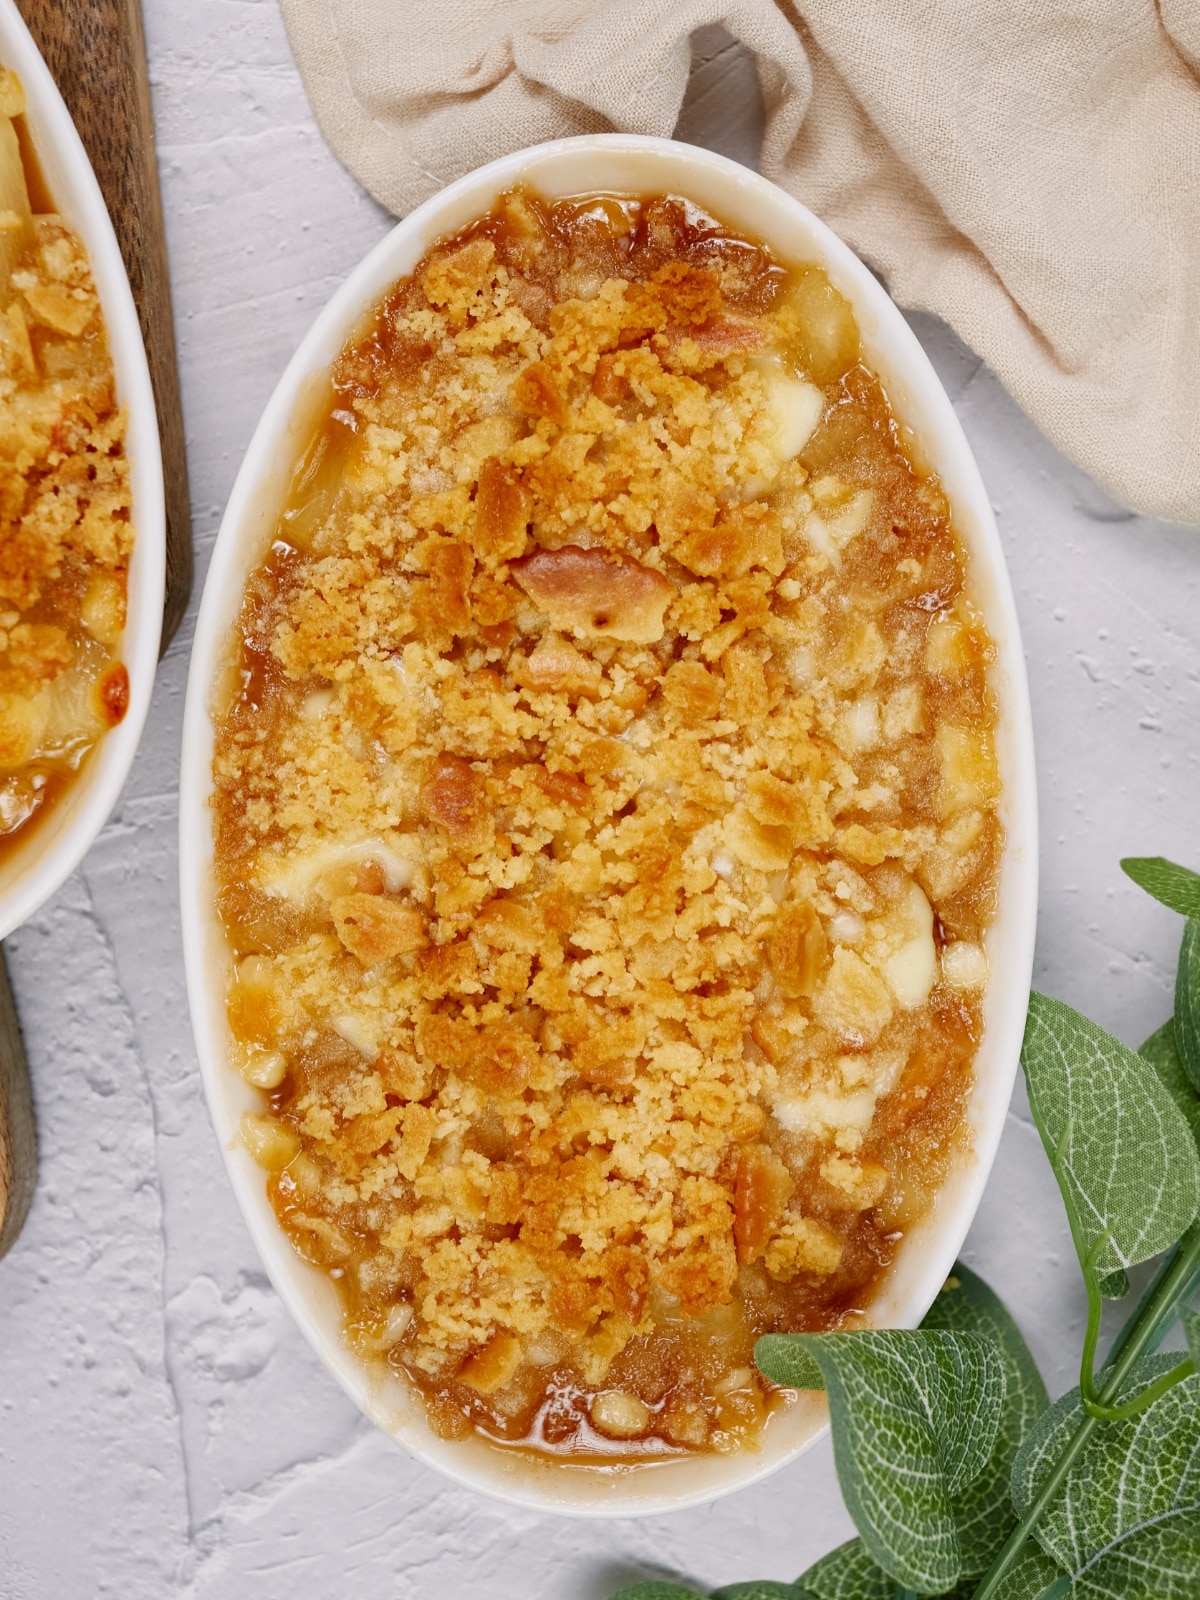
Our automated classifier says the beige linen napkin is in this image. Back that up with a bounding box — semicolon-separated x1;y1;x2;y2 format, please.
280;0;1200;526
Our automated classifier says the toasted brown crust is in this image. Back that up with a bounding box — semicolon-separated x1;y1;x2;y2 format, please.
332;894;427;963
473;456;530;565
420;753;491;852
512;546;674;643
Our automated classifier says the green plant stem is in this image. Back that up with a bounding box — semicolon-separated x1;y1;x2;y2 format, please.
1052;1141;1194;1421
969;1220;1200;1600
1082;1354;1193;1422
1076;1233;1193;1420
1104;1247;1200;1371
1072;1218;1117;1416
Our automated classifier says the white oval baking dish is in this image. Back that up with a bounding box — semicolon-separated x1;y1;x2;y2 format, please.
180;133;1037;1518
0;0;165;938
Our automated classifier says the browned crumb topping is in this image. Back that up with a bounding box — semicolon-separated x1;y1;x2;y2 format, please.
213;190;1002;1459
0;80;131;849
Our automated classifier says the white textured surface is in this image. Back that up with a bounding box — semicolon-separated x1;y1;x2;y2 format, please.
0;13;1197;1596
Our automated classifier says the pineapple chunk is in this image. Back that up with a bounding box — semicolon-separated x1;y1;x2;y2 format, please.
0;691;45;766
0;70;24;119
81;572;127;647
760;360;824;460
240;1112;300;1172
814;946;895;1045
590;1389;651;1439
781;267;861;385
803;479;875;560
937;725;1001;818
876;880;938;1010
926;597;991;680
0;113;31;300
258;835;417;902
941;941;989;990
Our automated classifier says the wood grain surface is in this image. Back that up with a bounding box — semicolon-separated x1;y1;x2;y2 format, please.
0;947;35;1261
17;0;192;652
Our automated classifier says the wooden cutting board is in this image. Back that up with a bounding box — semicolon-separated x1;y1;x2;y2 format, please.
0;951;34;1260
1;0;190;1260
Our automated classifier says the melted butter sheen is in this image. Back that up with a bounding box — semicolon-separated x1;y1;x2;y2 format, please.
212;188;1002;1462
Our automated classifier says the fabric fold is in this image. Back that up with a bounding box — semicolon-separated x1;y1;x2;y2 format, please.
280;0;1200;525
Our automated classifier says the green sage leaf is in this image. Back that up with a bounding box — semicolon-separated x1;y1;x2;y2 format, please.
921;1263;1049;1575
756;1330;1005;1592
608;1586;700;1600
1021;994;1200;1278
1021;1368;1200;1597
1075;1511;1200;1599
1049;1374;1200;1573
987;1546;1067;1600
710;1585;815;1599
753;1337;825;1391
1139;1019;1200;1149
1011;1353;1180;1527
1121;857;1200;920
1175;921;1200;1094
794;1539;894;1599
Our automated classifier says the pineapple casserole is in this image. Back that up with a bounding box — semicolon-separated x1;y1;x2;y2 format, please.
0;69;132;851
213;189;1003;1459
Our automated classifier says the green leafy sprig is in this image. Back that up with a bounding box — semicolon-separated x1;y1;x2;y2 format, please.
609;857;1200;1600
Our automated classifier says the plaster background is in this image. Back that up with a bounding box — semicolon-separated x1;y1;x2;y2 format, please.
0;13;1197;1597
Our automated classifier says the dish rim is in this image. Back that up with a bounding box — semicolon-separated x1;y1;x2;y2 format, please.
179;131;1038;1518
0;0;166;939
